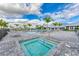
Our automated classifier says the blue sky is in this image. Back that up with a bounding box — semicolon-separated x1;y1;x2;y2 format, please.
21;3;79;25
23;14;39;20
41;3;68;13
0;3;79;25
22;3;70;19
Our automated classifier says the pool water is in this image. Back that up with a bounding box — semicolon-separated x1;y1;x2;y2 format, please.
20;38;56;56
26;32;38;34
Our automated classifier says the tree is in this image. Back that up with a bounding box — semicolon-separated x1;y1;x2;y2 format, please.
43;16;53;39
36;25;45;30
36;25;41;29
43;16;52;30
27;23;32;27
3;22;8;28
15;24;19;26
53;22;63;31
43;16;52;24
0;19;8;29
23;24;27;30
53;22;62;26
27;23;32;31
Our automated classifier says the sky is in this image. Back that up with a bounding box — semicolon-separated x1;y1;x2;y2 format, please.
0;3;79;25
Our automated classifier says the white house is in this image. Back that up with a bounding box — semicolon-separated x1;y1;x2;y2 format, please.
65;23;79;30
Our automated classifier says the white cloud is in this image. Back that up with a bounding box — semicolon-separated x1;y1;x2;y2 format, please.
0;3;79;24
41;3;79;22
1;18;29;22
27;19;45;25
14;19;28;22
26;3;43;14
55;4;79;19
0;3;43;19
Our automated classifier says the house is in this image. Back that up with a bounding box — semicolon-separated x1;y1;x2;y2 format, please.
43;25;65;30
43;23;79;31
65;23;79;30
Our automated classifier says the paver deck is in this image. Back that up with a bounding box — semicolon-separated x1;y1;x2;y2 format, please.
0;31;79;56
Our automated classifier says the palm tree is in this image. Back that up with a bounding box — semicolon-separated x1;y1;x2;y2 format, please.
0;19;4;28
23;24;27;30
36;25;40;29
36;25;45;31
53;22;57;26
53;22;63;30
53;22;62;26
0;19;8;29
3;22;8;28
43;16;53;39
15;24;19;26
14;24;20;31
27;23;32;31
43;16;52;30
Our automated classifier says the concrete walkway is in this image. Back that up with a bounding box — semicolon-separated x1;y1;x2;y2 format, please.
0;31;79;56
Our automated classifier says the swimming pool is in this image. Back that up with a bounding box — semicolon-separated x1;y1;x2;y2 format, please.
26;32;39;35
20;38;57;56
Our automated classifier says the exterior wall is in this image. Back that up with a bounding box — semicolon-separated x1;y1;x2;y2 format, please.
39;25;79;31
51;27;64;30
66;26;76;30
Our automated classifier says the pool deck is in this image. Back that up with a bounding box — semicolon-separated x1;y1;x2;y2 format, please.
0;30;79;56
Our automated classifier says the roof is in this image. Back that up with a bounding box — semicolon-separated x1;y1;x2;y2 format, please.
66;23;79;26
43;25;65;28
